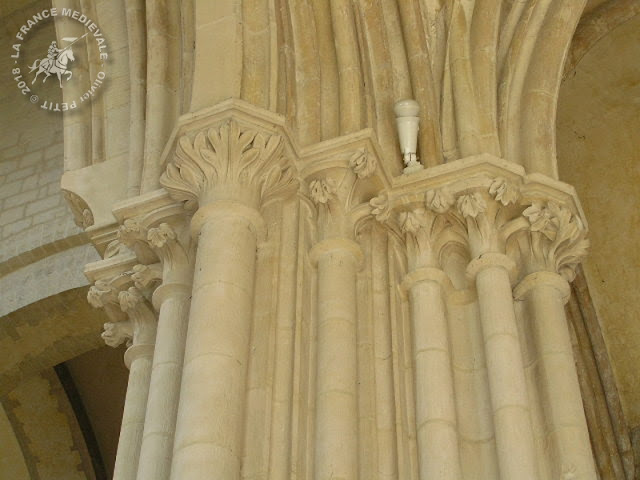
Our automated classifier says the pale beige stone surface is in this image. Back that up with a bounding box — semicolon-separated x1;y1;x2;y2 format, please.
557;13;640;429
1;2;638;480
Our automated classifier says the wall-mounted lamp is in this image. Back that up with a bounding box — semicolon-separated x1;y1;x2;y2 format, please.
394;99;422;174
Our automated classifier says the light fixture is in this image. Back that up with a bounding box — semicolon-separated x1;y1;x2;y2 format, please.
394;99;422;174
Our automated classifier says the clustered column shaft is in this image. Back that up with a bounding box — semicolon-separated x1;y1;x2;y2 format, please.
115;343;154;480
469;255;539;480
406;270;462;480
88;109;598;480
137;230;193;480
170;207;262;480
516;272;597;479
312;238;361;480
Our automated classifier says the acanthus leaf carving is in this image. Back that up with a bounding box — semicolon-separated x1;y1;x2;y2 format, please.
116;218;158;265
102;321;133;348
348;149;376;179
309;178;337;205
489;177;520;206
87;272;133;323
118;286;145;313
131;263;163;290
87;279;118;309
425;187;455;214
398;208;429;234
147;223;176;249
160;120;297;210
399;206;455;269
447;178;527;258
456;192;487;219
369;193;391;223
118;218;146;247
117;285;157;345
520;201;589;281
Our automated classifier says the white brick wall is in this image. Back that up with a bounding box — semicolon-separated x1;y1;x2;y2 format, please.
0;7;85;270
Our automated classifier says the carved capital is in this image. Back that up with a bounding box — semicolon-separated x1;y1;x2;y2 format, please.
115;215;193;275
450;177;526;258
160;120;298;210
370;186;462;270
308;149;377;240
87;270;134;323
131;263;162;291
87;279;119;309
516;201;589;281
117;286;157;346
146;222;193;272
116;218;157;264
397;208;448;270
118;286;146;313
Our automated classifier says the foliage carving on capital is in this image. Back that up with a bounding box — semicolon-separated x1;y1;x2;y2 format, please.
348;149;376;179
117;285;157;345
87;279;118;309
101;321;133;348
369;187;461;269
160;120;297;210
369;193;391;222
87;273;131;323
116;218;157;265
489;177;519;206
456;192;487;219
425;187;455;214
400;204;457;269
309;178;336;205
519;201;589;281
449;178;526;258
131;263;162;291
118;286;145;313
308;149;378;239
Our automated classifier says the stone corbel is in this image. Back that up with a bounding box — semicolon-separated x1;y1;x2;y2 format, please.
61;189;94;229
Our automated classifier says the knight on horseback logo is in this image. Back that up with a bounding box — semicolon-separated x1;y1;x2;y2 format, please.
10;7;109;112
29;35;87;88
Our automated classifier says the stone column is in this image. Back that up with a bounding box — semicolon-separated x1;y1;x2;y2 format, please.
514;201;596;479
135;223;194;480
160;118;296;480
455;180;539;480
88;275;157;480
311;236;361;480
397;203;462;480
307;149;377;480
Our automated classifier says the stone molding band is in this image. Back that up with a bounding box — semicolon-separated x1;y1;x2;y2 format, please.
466;252;517;284
152;283;193;311
514;270;571;304
401;266;452;294
190;201;266;240
309;237;364;268
124;344;155;369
